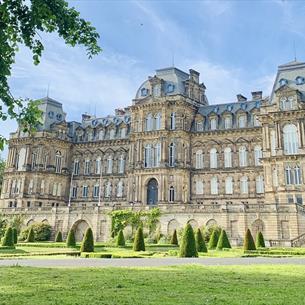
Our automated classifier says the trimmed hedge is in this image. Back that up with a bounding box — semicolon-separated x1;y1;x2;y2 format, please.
256;231;265;248
116;230;125;247
179;223;198;257
216;229;231;250
22;223;52;241
208;229;219;250
2;227;14;247
195;228;207;253
244;229;256;251
66;229;76;248
26;227;35;242
80;228;94;253
55;231;63;242
12;228;18;244
170;229;179;246
133;227;145;251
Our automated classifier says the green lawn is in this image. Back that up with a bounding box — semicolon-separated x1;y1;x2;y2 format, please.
0;265;304;305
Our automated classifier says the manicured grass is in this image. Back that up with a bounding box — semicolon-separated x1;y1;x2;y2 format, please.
0;265;305;304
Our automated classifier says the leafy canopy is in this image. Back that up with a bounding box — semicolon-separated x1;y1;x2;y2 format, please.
0;0;101;149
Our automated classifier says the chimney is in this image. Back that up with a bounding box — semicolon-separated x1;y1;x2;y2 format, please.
189;69;200;83
236;94;247;102
251;91;262;101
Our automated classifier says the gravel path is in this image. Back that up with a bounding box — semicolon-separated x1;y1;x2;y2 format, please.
1;257;305;268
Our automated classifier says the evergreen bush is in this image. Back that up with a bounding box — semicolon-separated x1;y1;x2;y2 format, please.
66;229;76;248
12;227;18;244
80;228;94;252
55;231;63;242
216;229;231;250
195;228;207;253
133;227;145;251
21;222;51;241
179;223;198;257
116;229;126;247
208;228;219;249
244;229;256;251
2;227;14;247
256;231;265;248
26;227;35;242
170;229;179;246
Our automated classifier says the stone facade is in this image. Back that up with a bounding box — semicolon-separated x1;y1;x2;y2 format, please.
2;61;305;246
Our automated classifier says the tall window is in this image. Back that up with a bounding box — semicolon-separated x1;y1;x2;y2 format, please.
44;154;49;170
224;147;232;168
211;177;218;195
254;145;262;166
82;185;88;198
144;143;162;168
107;157;113;174
238;115;246;128
28;179;34;194
105;181;112;197
146;113;153;131
95;158;101;174
109;129;115;139
253;115;260;127
196;180;204;195
169;186;175;202
225;177;233;194
72;186;77;198
256;176;264;193
195;150;204;169
55;151;62;174
210;148;218;169
117;181;123;197
169;143;175;167
119;155;125;173
210;118;217;130
73;160;80;175
196;121;203;131
224;116;232;129
170;112;176;130
154;113;161;130
84;159;90;175
144;144;152;168
283;124;299;155
31;153;37;170
240;176;248;194
57;183;62;197
93;184;100;198
239;146;247;167
99;130;105;140
285;165;302;185
120;127;126;138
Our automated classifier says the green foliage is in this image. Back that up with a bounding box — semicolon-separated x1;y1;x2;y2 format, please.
12;227;17;244
0;0;101;149
195;228;207;253
208;229;220;249
179;224;198;257
133;227;145;251
2;226;14;247
116;230;125;247
256;231;265;248
80;228;94;253
0;215;8;238
55;231;63;242
202;225;221;243
26;227;35;242
0;158;5;191
8;215;25;234
21;222;51;241
216;229;231;250
145;208;161;234
170;229;178;246
244;229;256;251
66;229;76;248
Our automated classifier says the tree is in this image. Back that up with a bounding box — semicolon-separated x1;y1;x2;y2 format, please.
256;231;265;248
0;158;5;191
244;229;256;251
66;229;76;248
12;227;18;244
116;229;125;247
21;222;51;241
133;227;145;251
2;226;14;247
216;229;231;250
0;0;102;150
26;227;35;242
170;229;179;246
179;224;198;258
80;228;94;252
55;231;63;242
195;228;207;253
208;229;219;250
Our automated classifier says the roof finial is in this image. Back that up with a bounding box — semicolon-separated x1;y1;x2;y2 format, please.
171;50;175;67
47;83;50;98
293;40;297;61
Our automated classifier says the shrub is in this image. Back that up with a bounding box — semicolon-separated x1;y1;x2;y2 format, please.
66;229;76;248
170;229;179;246
202;225;221;243
55;231;63;242
179;223;198;257
26;227;35;242
21;222;51;241
256;231;265;248
2;227;14;247
208;228;219;249
244;229;256;251
116;229;125;247
216;229;231;250
80;228;94;252
157;236;169;245
195;228;207;253
133;227;145;251
12;227;18;244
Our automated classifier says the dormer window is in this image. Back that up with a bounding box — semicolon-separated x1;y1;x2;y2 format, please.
56;113;62;121
141;88;148;96
296;76;305;85
224;116;232;129
48;111;54;119
153;85;161;97
279;78;288;87
238;115;247;128
167;84;174;93
196;121;203;131
210;118;217;130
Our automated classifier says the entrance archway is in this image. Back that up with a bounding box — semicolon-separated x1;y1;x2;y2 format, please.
71;220;90;242
147;178;158;205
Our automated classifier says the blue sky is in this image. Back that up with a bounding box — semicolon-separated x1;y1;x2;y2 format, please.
1;0;305;158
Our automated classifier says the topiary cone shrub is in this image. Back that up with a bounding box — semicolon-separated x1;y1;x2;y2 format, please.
12;227;18;244
179;223;198;257
195;228;207;253
244;229;256;251
55;231;63;242
2;227;14;247
170;229;179;246
133;227;145;251
208;229;219;250
80;228;94;252
116;229;126;247
66;229;76;248
256;231;265;248
26;227;35;243
216;229;231;250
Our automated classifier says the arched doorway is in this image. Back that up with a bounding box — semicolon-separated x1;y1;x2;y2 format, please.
71;220;90;242
147;178;158;205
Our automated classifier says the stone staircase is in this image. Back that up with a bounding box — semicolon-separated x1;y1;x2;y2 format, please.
291;233;305;247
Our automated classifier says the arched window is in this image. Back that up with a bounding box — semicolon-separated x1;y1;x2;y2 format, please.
283;124;299;155
99;129;105;140
240;176;248;194
107;156;113;174
285;165;302;185
239;146;247;167
225;177;233;194
169;143;175;167
210;118;217;130
169;186;175;202
224;116;232;129
55;151;62;173
254;145;262;166
154;113;161;130
105;181;112;197
195;150;204;169
196;121;203;131
144;144;152;168
145;113;153;131
109;128;116;139
84;159;90;175
95;158;101;174
170;112;176;130
196;180;204;195
210;148;218;169
224;147;232;168
117;181;123;197
73;159;80;175
211;177;218;195
238;115;247;128
256;176;264;193
118;155;125;173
